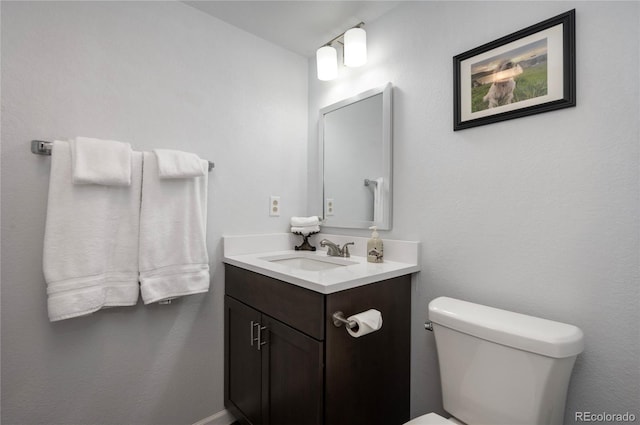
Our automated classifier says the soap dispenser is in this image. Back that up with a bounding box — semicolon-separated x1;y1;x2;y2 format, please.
367;226;384;263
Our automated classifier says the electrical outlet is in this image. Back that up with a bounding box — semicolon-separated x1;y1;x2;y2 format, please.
325;198;334;216
270;196;281;217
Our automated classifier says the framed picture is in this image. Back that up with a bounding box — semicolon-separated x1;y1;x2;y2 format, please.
454;9;576;131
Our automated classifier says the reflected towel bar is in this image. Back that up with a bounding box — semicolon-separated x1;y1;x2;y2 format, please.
31;140;215;171
364;178;378;187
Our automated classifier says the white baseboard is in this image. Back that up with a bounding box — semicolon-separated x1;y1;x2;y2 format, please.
193;409;236;425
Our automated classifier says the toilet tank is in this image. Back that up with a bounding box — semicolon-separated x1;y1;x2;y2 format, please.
428;297;584;425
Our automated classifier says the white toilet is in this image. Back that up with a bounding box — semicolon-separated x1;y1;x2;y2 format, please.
408;297;584;425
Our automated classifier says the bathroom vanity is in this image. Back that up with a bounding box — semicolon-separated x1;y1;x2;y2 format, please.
223;234;420;425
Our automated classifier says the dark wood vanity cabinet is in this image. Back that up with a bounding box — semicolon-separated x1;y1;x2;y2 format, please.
224;264;411;425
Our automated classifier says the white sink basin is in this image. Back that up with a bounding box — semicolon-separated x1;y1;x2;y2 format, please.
269;257;345;271
260;253;357;271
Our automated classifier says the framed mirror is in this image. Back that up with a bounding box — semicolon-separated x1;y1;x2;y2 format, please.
319;83;392;230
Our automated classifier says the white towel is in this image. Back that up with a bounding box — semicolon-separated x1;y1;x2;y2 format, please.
43;141;142;321
290;216;320;227
139;152;210;304
291;225;320;235
153;149;207;179
373;177;384;223
70;137;132;186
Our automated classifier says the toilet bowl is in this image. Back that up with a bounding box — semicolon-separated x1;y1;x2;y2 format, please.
405;412;464;425
405;297;584;425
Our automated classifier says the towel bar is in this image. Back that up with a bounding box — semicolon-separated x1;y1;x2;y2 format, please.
31;140;215;171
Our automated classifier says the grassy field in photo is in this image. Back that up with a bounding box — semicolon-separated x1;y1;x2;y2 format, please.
471;63;548;113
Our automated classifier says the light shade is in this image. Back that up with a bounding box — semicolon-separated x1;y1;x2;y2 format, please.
316;45;338;81
344;27;367;67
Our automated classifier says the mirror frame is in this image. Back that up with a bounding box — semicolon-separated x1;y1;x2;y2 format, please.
319;83;393;230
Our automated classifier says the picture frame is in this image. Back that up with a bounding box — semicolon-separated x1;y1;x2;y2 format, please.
453;9;576;131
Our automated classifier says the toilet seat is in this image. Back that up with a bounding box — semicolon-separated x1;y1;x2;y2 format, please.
404;412;460;425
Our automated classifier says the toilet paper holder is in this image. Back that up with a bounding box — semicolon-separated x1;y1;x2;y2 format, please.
332;311;358;329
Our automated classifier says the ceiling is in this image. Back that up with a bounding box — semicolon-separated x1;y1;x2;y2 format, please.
183;1;405;57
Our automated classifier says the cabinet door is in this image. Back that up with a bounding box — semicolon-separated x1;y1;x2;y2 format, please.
225;296;263;424
262;315;324;425
325;275;411;425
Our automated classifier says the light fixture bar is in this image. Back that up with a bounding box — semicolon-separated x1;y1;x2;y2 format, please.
321;22;364;48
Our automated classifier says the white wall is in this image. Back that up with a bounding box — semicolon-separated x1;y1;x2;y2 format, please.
0;2;307;424
309;2;639;423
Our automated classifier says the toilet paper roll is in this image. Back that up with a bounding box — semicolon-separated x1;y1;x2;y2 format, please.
346;309;383;338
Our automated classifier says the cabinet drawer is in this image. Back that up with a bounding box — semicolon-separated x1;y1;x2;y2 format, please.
225;265;325;340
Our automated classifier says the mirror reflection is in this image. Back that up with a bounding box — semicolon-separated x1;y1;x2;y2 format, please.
319;83;392;229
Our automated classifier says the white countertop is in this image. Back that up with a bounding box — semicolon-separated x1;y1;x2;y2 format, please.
223;233;420;294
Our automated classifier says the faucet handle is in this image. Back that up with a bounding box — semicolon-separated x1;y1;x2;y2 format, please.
341;242;355;258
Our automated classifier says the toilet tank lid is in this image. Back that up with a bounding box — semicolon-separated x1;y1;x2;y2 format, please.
428;297;584;358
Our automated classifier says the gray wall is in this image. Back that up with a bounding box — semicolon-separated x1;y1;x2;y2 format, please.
1;2;307;424
308;1;639;423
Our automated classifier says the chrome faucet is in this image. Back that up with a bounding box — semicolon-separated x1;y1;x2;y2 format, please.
320;239;355;258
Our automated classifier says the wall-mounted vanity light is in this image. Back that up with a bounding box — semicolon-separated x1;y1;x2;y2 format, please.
316;22;367;81
316;45;338;81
